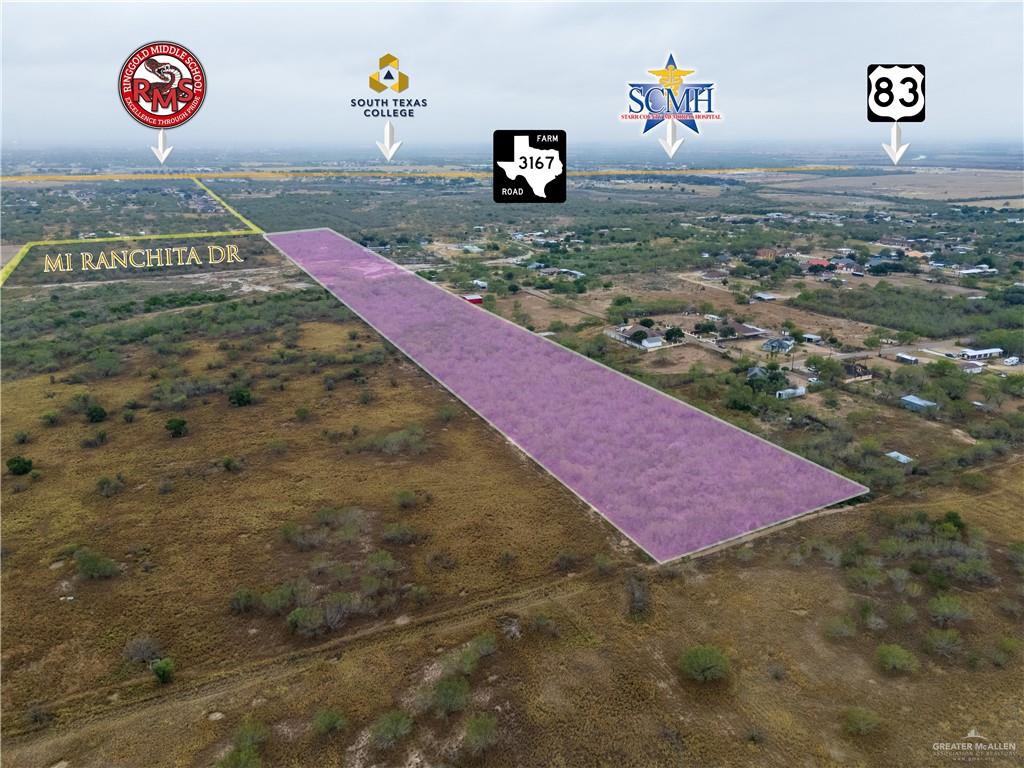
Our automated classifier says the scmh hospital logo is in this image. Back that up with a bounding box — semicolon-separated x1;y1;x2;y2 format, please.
620;53;721;135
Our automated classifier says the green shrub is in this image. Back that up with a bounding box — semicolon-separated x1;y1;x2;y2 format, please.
394;489;418;509
260;583;295;615
1008;542;1024;573
14;431;30;445
228;387;253;407
433;674;470;717
844;706;881;736
464;712;498;755
216;719;268;768
295;406;312;422
928;594;971;626
887;568;911;592
846;564;886;591
382;524;418;545
230;588;259;613
953;557;997;586
876;643;919;675
73;547;119;579
370;710;412;749
529;614;560;638
892;603;918;627
323;591;357;630
312;708;346;736
165;418;188;437
41;412;59;426
366;549;400;576
96;474;125;497
988;636;1021;668
151;657;175;684
86;404;108;423
552;552;579;573
678;644;730;682
6;456;33;476
286;606;324;637
924;628;963;658
437;404;459;423
449;633;497;675
80;430;108;449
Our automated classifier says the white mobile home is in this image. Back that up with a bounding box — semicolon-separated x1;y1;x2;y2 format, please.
959;348;1003;361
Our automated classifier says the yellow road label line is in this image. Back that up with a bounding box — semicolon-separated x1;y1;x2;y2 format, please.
191;177;264;233
0;242;36;285
0;229;259;286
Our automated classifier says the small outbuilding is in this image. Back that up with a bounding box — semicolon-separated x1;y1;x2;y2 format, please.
776;386;807;400
885;451;914;464
900;394;938;413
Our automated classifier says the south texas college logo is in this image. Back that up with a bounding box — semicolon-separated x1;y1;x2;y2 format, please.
119;41;206;128
369;53;409;93
621;53;720;136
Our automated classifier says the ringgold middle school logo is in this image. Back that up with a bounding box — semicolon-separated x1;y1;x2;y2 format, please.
369;54;409;93
119;41;206;128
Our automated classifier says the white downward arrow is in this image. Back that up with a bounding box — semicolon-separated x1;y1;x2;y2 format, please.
376;120;403;162
882;122;909;166
658;119;685;158
150;129;173;164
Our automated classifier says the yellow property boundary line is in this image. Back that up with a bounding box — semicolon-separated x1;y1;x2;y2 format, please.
0;165;851;184
0;164;848;285
191;177;264;233
0;229;260;286
0;177;264;286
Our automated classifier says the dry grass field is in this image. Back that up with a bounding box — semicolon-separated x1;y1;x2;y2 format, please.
4;449;1021;767
758;168;1024;203
2;243;1022;767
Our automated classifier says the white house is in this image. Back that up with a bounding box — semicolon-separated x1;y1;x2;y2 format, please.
605;324;665;350
959;348;1003;361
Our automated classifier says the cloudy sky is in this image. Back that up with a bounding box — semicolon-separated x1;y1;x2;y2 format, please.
2;1;1022;152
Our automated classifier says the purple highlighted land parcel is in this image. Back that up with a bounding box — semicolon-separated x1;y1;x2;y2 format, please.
267;228;868;562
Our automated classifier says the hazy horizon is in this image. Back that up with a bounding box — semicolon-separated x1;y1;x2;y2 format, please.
3;1;1022;157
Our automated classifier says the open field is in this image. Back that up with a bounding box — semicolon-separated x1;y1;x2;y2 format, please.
268;229;866;561
2;167;1022;767
758;168;1024;203
1;264;616;736
4;455;1021;767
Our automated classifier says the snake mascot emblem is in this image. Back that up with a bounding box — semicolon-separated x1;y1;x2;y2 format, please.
142;57;193;104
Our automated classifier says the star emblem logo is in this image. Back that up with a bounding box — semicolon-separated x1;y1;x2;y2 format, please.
628;54;712;134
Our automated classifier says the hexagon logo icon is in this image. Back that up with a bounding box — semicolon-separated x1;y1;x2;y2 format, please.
369;53;409;93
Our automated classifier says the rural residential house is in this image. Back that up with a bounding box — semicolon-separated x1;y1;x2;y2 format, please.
605;324;665;350
762;337;796;354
